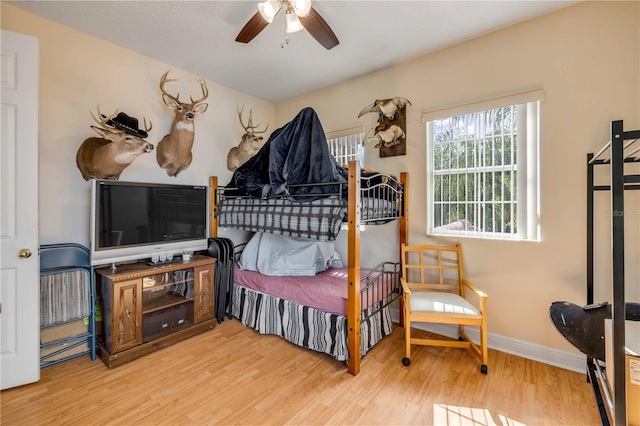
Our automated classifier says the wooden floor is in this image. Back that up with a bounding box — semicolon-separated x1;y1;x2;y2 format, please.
2;320;601;425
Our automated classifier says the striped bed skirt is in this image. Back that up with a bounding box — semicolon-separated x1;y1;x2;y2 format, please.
231;283;394;361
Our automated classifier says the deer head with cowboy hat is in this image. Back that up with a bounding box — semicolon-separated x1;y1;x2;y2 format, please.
76;105;153;181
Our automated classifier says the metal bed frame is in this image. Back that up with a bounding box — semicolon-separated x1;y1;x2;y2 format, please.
586;119;640;425
210;160;409;375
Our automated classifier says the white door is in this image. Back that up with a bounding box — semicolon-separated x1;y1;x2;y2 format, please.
1;29;40;390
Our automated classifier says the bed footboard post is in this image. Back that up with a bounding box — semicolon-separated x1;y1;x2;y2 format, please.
209;176;218;238
347;161;361;376
399;172;409;328
399;172;409;256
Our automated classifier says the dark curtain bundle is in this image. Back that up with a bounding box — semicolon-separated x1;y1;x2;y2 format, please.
230;107;348;198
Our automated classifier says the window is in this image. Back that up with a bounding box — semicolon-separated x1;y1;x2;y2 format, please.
424;90;542;241
326;127;365;167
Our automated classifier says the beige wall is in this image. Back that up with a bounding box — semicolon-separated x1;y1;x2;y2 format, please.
277;1;640;353
1;3;274;246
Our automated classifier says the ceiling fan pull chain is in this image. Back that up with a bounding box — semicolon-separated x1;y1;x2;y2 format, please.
281;10;285;48
279;10;291;48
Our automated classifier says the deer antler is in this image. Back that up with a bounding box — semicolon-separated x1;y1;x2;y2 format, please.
159;70;181;104
189;77;209;105
160;70;208;107
143;117;152;133
237;105;269;134
90;104;120;131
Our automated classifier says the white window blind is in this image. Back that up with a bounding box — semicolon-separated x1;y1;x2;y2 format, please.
326;126;365;167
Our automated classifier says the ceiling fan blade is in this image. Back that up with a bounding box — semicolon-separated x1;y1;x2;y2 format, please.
299;7;339;50
236;11;269;44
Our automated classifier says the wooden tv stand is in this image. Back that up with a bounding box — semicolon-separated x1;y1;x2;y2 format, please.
95;255;216;368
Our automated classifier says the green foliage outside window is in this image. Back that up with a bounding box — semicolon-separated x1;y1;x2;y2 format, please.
432;106;518;234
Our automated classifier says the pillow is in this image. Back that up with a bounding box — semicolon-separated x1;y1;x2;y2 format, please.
239;232;342;276
238;232;263;271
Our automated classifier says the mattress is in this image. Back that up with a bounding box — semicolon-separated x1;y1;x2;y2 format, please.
218;197;346;241
234;264;375;316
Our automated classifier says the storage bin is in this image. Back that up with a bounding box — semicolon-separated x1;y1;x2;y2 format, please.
142;305;188;339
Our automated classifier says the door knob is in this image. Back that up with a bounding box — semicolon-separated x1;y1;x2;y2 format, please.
18;248;32;258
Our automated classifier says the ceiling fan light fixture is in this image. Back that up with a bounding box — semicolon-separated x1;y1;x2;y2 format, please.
292;0;312;17
237;0;338;50
258;0;280;23
285;11;304;33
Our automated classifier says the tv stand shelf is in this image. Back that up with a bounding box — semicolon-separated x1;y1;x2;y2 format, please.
143;294;192;314
95;255;216;368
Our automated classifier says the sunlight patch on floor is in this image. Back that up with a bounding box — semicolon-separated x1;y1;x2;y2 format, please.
433;404;527;426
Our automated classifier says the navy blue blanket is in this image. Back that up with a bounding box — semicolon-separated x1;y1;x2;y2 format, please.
230;107;347;198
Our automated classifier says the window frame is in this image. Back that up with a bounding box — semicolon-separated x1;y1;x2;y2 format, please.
423;90;542;242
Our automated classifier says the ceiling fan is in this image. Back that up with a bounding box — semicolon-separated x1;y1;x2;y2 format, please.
236;0;339;50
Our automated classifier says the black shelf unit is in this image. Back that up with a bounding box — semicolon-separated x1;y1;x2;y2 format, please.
587;119;640;426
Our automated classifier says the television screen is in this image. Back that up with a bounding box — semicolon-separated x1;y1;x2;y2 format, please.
91;180;208;266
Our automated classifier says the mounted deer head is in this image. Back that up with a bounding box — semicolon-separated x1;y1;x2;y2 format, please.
156;70;209;177
76;105;153;181
226;106;269;171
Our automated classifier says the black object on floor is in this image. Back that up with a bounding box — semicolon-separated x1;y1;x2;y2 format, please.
207;237;235;323
549;301;640;361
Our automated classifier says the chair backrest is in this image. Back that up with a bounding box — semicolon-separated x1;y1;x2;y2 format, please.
401;244;464;294
40;243;91;271
39;243;92;328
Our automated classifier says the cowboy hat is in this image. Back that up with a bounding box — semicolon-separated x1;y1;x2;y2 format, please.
103;112;149;138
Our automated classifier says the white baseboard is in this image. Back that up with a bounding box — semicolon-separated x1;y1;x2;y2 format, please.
391;308;586;374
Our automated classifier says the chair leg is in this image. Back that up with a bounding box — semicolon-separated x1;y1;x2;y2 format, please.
402;327;411;366
480;324;488;374
403;303;411;366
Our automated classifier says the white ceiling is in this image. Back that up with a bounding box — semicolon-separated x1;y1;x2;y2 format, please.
9;0;576;104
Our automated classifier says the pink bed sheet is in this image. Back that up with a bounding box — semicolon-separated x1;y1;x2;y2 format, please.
233;264;377;316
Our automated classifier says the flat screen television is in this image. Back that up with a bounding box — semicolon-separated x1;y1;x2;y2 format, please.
90;180;209;266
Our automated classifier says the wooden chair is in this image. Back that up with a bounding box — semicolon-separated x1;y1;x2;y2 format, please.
400;243;488;373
